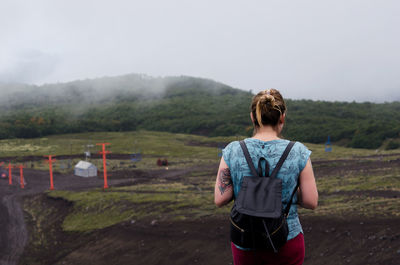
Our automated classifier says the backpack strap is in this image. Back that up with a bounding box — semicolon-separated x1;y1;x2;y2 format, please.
267;141;298;216
240;140;295;179
284;179;300;216
239;140;260;178
276;141;299;216
257;157;269;178
270;141;295;179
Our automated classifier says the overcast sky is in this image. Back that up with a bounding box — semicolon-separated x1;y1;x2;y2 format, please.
0;0;399;102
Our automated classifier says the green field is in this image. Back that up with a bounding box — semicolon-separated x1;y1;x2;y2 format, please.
2;130;398;160
4;131;398;233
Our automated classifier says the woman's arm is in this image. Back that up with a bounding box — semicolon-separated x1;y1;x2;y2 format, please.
298;158;318;210
214;157;234;207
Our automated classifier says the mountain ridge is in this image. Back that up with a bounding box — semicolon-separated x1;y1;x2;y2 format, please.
0;73;399;149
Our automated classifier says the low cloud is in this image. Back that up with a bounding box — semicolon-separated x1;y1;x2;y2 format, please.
0;50;59;84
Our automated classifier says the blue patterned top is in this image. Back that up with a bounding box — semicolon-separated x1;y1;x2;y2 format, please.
223;138;311;241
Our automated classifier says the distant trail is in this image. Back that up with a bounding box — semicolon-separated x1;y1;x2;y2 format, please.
0;153;136;162
0;168;138;265
0;195;27;265
0;163;216;264
0;197;11;264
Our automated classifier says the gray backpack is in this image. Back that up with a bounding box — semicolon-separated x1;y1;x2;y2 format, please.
230;141;298;252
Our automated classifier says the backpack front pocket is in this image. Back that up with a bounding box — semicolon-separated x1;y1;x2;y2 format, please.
236;176;282;218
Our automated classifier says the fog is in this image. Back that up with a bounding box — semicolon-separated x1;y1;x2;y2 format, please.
0;0;399;102
0;74;233;109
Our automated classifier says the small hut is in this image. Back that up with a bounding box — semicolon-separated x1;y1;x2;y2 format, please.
74;161;97;177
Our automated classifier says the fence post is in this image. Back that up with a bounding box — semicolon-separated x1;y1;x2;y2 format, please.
97;143;111;189
18;165;25;189
44;155;56;190
7;163;13;185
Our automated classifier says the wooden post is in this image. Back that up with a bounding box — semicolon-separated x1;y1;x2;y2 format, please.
97;143;111;189
44;155;56;190
7;163;13;185
18;165;25;189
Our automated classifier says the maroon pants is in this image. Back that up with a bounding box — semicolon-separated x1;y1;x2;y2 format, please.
231;233;305;265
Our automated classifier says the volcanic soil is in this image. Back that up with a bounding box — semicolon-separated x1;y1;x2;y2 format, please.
0;155;399;265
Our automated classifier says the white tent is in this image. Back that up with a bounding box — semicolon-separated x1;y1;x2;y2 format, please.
74;161;97;177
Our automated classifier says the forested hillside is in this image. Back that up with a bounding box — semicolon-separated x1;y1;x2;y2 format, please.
284;100;400;149
0;74;399;149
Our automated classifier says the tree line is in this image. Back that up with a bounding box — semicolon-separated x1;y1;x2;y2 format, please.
0;75;399;149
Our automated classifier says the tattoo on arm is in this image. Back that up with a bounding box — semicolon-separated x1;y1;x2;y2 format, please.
218;168;233;195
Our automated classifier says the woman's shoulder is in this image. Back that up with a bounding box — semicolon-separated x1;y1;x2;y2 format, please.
223;140;240;151
292;141;310;152
225;140;240;147
224;138;311;155
243;138;291;149
289;141;312;170
222;141;242;168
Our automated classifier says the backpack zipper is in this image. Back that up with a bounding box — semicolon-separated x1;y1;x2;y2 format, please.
230;215;287;236
230;217;245;232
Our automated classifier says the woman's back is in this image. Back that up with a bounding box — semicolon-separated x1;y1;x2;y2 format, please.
214;88;318;265
223;138;311;241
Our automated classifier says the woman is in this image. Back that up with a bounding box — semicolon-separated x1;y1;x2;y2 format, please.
214;89;318;265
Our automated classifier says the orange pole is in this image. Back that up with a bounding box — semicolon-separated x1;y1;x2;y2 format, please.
8;163;12;185
97;143;110;189
44;155;56;190
49;159;54;190
19;165;25;189
102;145;108;189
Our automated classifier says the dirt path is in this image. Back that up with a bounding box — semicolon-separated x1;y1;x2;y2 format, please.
17;200;400;265
313;157;400;177
0;164;196;265
0;195;27;265
1;152;399;264
0;169;138;265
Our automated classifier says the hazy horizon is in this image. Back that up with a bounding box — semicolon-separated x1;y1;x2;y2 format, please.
1;0;399;103
0;73;399;104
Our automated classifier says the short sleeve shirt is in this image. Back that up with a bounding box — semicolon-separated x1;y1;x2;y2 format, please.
222;138;311;241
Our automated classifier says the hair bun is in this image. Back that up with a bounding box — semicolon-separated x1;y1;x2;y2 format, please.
260;92;276;106
252;88;285;128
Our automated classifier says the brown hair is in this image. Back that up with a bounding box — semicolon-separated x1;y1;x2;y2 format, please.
250;89;286;128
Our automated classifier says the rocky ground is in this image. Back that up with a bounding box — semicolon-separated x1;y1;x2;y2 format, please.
0;155;399;265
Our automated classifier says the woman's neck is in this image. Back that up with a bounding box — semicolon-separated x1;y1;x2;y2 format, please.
252;126;281;142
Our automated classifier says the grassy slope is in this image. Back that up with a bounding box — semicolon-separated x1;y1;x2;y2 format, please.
300;172;400;219
7;131;400;232
48;169;400;232
0;130;232;158
1;130;398;159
